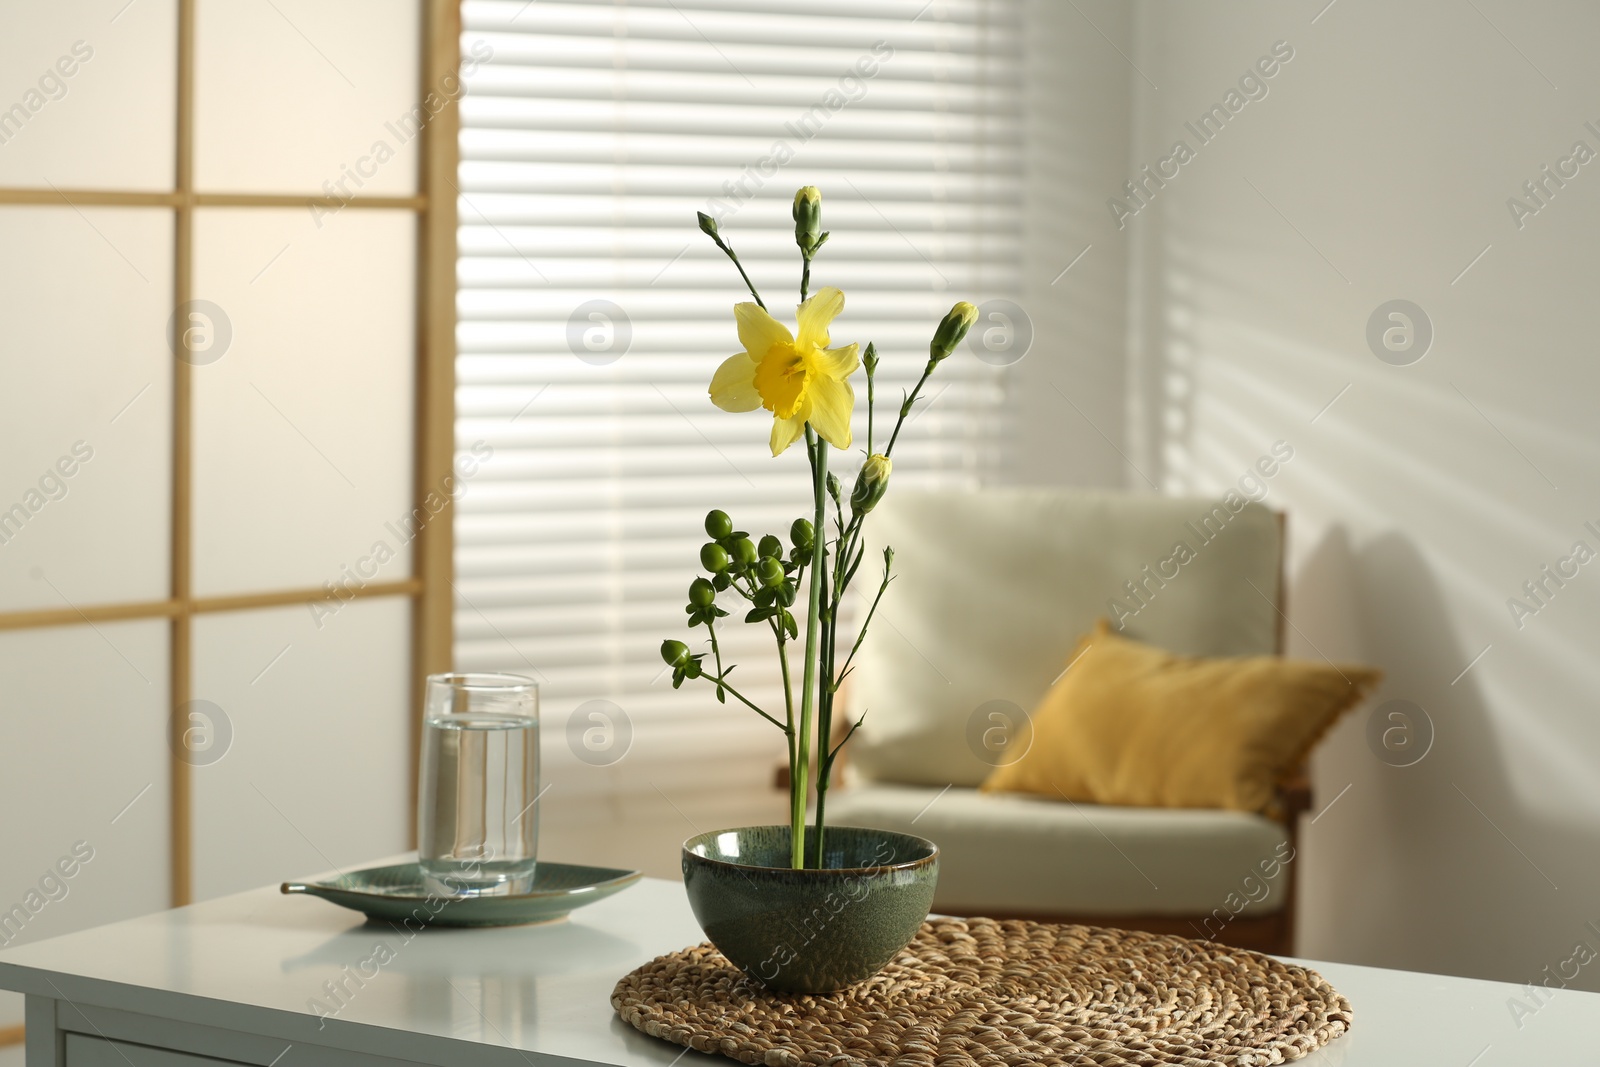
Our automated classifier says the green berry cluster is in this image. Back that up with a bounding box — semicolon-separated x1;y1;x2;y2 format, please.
660;509;816;688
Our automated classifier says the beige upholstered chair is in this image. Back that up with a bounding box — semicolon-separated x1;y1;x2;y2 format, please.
826;489;1309;954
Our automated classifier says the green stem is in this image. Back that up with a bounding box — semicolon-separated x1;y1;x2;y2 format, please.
815;707;865;861
813;515;861;866
705;231;766;310
700;669;787;733
812;544;835;867
866;358;877;455
813;776;830;868
772;618;797;805
793;429;829;869
834;561;891;683
829;712;867;760
706;616;729;703
800;254;811;303
883;365;935;458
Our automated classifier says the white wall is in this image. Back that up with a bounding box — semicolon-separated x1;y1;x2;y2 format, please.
1121;0;1600;989
1005;0;1134;488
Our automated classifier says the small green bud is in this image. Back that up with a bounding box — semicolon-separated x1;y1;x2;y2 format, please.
705;509;733;539
757;556;786;589
660;639;691;668
827;472;841;503
792;186;821;252
758;534;783;559
930;301;979;364
700;542;729;573
863;341;879;376
688;577;716;608
731;537;758;567
790;518;814;552
696;212;720;240
850;454;892;515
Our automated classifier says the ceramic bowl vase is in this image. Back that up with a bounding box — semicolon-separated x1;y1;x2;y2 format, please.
681;825;939;994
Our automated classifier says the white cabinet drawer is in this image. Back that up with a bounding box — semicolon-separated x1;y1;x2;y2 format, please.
66;1033;247;1067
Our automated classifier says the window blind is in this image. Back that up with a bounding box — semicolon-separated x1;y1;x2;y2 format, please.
455;0;1023;803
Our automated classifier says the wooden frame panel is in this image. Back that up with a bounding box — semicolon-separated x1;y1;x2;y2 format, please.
170;0;196;911
0;2;459;1044
410;0;462;845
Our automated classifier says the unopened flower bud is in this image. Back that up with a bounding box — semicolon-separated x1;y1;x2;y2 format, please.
688;577;716;608
792;186;821;252
758;534;783;559
850;454;892;515
930;301;979;364
660;640;691;668
697;212;720;240
757;557;786;589
731;537;758;567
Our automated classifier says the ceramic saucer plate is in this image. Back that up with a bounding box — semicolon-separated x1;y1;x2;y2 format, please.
281;861;641;927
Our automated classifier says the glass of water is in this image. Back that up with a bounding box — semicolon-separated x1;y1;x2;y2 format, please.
418;672;540;896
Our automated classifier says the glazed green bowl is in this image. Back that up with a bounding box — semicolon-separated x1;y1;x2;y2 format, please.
682;825;939;994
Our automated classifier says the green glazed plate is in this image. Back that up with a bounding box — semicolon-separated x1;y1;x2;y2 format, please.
281;862;641;927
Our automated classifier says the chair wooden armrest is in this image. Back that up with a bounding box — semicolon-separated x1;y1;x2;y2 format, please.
1274;765;1313;829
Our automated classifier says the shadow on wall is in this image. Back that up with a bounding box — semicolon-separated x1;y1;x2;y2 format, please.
1295;527;1598;992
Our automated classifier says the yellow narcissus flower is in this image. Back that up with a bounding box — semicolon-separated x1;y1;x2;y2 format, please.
709;286;860;456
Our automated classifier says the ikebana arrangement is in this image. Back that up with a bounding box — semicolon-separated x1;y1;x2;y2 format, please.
663;187;974;991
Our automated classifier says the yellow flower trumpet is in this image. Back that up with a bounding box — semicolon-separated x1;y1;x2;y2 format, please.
708;286;860;456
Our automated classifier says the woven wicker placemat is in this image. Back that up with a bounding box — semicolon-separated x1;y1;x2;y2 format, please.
612;917;1351;1067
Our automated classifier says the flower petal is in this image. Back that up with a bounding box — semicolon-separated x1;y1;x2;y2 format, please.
769;409;808;456
736;302;793;359
814;342;860;380
806;373;854;451
709;351;763;412
795;287;844;350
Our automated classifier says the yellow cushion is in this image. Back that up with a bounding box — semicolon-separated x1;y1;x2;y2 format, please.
981;621;1381;813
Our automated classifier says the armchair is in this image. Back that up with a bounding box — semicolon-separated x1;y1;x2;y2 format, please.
825;489;1308;954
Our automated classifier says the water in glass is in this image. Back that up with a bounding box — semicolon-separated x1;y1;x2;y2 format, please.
418;673;539;895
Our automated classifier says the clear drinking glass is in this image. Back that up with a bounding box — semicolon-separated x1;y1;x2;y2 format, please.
418;672;540;896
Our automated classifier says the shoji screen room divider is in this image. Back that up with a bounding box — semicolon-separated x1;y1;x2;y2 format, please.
0;0;459;1043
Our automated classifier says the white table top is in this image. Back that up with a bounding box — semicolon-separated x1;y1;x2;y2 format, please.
1;861;1596;1066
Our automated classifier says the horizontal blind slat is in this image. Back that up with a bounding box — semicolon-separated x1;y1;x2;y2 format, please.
456;0;1019;788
